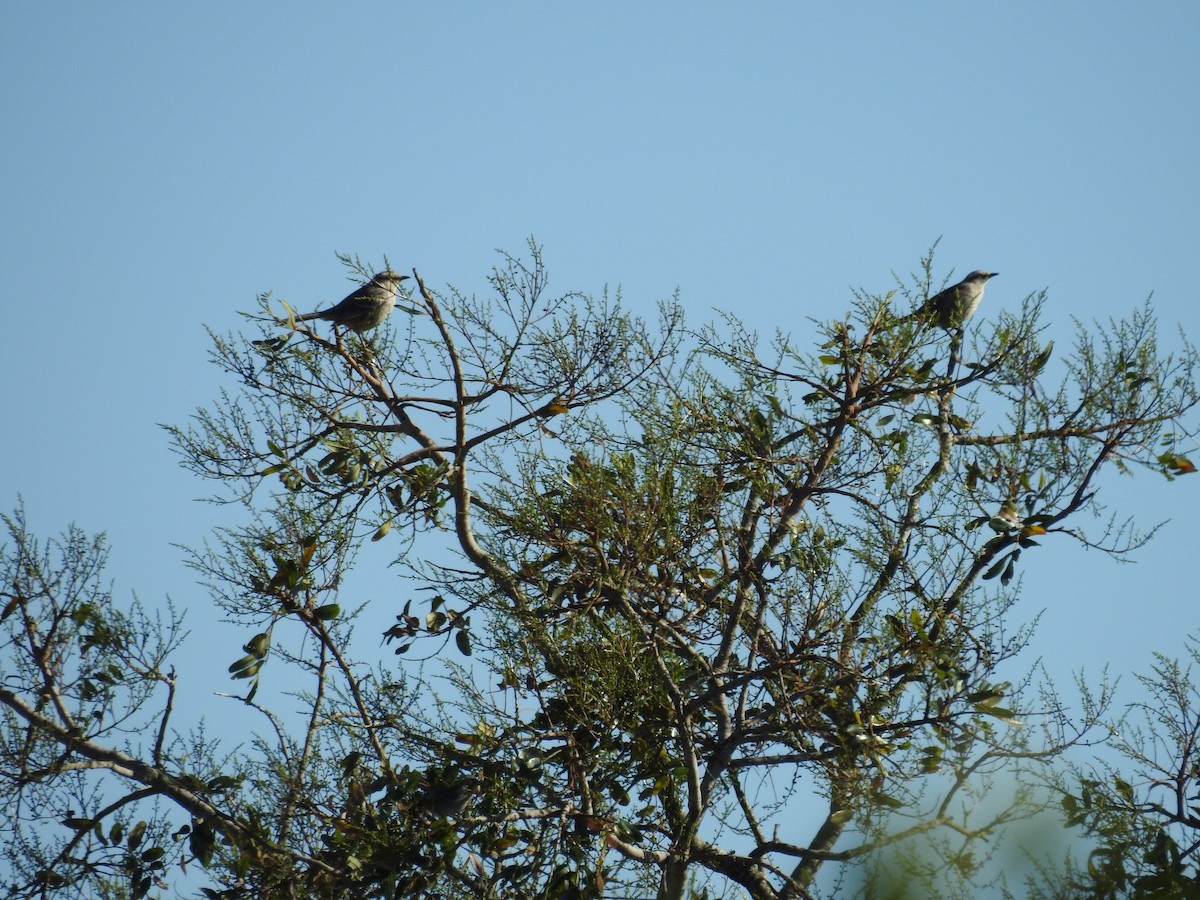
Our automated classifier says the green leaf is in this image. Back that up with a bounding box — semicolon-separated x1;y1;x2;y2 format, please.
189;819;217;867
127;820;147;851
244;632;270;656
982;557;1008;581
140;846;165;863
229;655;262;679
314;603;341;621
973;705;1018;722
1030;340;1054;374
966;688;1005;706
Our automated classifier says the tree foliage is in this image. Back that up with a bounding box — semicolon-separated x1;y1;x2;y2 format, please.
2;244;1198;898
1026;643;1200;900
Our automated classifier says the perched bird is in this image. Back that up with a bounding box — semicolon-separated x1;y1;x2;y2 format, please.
422;774;476;819
906;270;998;330
297;270;409;332
988;499;1022;533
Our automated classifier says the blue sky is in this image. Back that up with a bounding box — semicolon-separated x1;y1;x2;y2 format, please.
2;0;1197;796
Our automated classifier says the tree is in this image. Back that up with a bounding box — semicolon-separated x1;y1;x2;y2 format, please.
1024;640;1200;900
2;243;1197;898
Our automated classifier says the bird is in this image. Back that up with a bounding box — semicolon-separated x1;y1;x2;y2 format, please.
905;270;998;330
422;775;476;818
296;270;409;332
987;499;1022;533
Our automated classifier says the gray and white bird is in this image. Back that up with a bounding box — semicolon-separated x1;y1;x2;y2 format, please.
906;270;998;330
422;774;477;818
987;499;1022;533
297;270;409;332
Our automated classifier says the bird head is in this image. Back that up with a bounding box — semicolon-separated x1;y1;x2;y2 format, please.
373;270;410;286
964;270;998;283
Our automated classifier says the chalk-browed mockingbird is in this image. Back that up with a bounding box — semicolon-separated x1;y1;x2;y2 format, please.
422;773;477;819
297;271;409;332
906;270;998;330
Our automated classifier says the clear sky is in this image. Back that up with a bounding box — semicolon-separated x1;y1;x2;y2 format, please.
2;0;1197;799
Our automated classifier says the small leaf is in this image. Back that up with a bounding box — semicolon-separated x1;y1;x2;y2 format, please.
1161;453;1196;474
967;689;1005;706
965;462;981;491
974;705;1020;722
538;401;570;417
127;820;147;851
1030;340;1054;374
189;819;217;867
314;604;341;621
228;654;260;676
982;557;1007;581
371;520;392;541
244;632;270;657
949;414;974;431
231;661;261;680
456;629;473;657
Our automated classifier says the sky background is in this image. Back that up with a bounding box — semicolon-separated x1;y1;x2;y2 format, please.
2;0;1198;887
